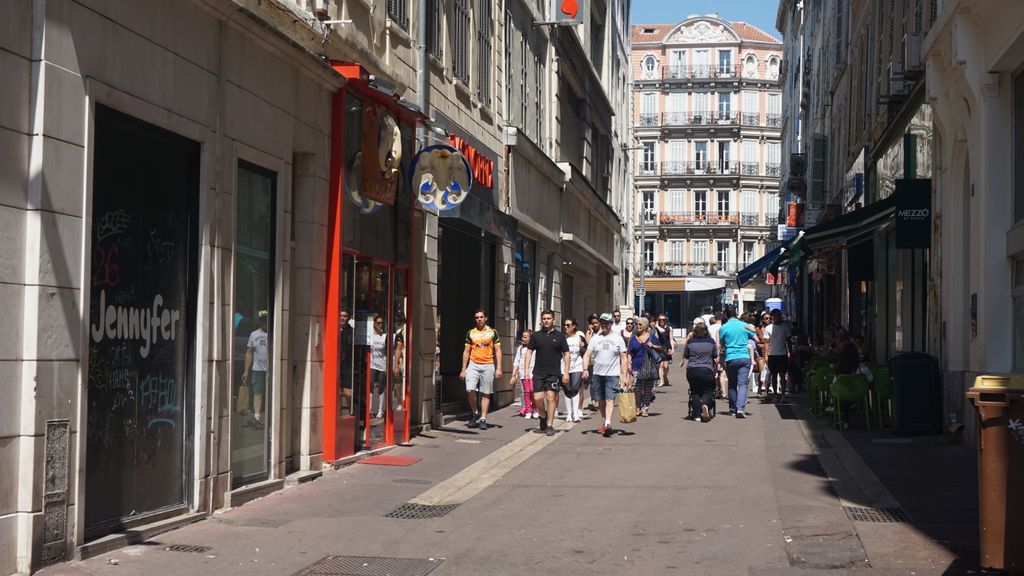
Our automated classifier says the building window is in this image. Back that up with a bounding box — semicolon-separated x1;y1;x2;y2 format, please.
642;190;655;221
692;240;707;265
427;0;444;60
744;54;758;77
641;142;656;174
743;241;755;266
718;93;731;120
642;54;658;74
453;0;471;84
718;141;731;172
504;10;513;122
669;189;684;213
694;141;708;170
387;0;409;29
741;190;757;225
716;241;730;270
670;240;685;263
716;191;730;219
693;190;707;218
1016;70;1024;222
476;0;492;106
643;241;655;267
718;49;732;76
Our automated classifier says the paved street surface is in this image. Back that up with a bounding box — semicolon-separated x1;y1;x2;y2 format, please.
40;385;978;576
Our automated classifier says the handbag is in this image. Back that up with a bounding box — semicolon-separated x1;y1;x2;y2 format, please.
236;385;251;415
636;347;660;381
617;388;638;423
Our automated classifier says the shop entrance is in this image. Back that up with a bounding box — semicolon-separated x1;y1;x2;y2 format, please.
338;254;409;451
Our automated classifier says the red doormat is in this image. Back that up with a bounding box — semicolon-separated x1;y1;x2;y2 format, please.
358;455;422;467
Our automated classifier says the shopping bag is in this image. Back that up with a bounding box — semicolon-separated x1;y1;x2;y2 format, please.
236;385;250;415
618;388;638;423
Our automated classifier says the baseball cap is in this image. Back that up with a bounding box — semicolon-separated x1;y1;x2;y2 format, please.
599;312;613;322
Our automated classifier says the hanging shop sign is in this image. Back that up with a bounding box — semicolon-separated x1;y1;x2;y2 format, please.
409;144;473;211
554;0;583;25
895;179;932;249
449;135;494;190
786;202;805;227
346;105;402;213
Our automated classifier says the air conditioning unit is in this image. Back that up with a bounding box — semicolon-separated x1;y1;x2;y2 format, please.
904;33;924;73
888;60;908;96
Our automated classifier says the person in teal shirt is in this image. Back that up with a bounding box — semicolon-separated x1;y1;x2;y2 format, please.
718;305;758;417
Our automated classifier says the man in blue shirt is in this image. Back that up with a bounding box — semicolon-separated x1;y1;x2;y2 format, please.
717;305;757;418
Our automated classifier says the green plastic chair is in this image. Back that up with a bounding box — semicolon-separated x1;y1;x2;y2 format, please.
830;373;871;430
870;366;892;427
807;369;833;417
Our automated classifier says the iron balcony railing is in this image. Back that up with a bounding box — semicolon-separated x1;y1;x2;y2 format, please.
638;113;660;127
661;111;738;127
766;162;782;177
766;215;779;227
766;113;784;128
739;212;759;226
658;211;742;225
649;261;739;277
741;162;761;176
638;162;658;176
642;63;782;83
659;160;740;176
741;112;761;126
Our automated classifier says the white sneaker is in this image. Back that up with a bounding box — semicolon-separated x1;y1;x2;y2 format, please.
565;414;573;423
531;412;539;420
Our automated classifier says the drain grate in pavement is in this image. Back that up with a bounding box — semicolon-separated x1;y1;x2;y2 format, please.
292;555;443;576
385;502;458;519
164;544;212;554
842;505;910;523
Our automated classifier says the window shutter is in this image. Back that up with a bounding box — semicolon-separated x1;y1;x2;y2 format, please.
427;0;444;60
453;0;470;84
386;0;409;29
476;0;492;106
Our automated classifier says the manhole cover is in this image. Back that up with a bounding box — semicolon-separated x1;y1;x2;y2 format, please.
164;544;212;554
385;503;458;519
842;505;910;523
291;555;443;576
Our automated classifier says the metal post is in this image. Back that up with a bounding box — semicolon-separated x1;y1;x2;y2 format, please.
638;190;646;315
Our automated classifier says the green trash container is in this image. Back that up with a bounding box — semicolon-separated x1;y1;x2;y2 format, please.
966;375;1024;573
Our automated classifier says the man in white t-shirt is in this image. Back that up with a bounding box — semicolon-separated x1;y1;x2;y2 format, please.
582;313;629;437
765;309;792;401
693;305;714;328
609;309;626;336
242;310;270;429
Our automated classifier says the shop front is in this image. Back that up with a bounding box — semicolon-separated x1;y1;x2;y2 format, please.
323;64;422;461
85;105;199;537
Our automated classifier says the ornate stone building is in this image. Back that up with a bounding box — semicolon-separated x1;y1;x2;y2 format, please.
630;14;784;321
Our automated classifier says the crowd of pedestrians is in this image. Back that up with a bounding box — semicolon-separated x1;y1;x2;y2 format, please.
460;303;801;436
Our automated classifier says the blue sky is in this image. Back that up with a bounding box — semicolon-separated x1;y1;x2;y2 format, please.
630;0;782;39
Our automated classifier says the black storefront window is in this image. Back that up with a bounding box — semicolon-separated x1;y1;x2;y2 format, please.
86;106;199;536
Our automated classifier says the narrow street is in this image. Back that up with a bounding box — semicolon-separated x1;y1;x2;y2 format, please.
41;385;975;576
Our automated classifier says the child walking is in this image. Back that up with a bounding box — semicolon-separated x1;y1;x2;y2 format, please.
510;329;537;418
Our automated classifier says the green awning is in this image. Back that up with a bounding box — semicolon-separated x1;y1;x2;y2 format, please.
801;194;896;249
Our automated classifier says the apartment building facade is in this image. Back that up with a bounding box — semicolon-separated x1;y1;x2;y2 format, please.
630;14;784;322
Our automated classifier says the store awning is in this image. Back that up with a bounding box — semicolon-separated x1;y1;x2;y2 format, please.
802;194;897;249
737;245;784;287
769;232;810;273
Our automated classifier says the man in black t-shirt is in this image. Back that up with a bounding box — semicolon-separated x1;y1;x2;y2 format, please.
524;309;570;436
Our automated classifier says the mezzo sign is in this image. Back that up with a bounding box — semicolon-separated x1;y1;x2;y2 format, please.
895;179;932;249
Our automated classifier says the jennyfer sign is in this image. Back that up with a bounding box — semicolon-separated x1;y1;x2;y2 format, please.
895;179;931;249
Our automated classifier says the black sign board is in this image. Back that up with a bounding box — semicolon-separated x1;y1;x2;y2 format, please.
895;179;932;249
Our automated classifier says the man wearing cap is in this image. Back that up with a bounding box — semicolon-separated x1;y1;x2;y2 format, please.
582;313;630;436
242;310;270;429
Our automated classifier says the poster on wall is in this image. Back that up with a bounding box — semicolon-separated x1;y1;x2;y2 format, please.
85;106;198;533
895;179;932;249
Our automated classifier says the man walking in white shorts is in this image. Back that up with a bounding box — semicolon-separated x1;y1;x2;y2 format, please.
460;309;502;430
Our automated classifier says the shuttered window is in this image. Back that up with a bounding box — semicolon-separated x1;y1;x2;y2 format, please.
476;0;492;107
427;0;443;60
386;0;409;29
453;0;470;84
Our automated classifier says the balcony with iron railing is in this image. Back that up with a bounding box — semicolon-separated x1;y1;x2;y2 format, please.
741;162;761;176
646;261;739;277
638;113;660;127
658;211;742;226
661;110;739;127
766;162;782;177
740;212;759;226
766;113;783;128
638;162;659;176
765;215;779;227
660;160;740;176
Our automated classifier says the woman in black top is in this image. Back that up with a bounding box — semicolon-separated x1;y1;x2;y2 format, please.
681;322;718;422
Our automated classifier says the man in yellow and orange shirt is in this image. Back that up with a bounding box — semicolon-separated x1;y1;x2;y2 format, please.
460;309;502;430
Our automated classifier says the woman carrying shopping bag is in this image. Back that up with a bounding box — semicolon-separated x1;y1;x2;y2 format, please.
627;317;663;417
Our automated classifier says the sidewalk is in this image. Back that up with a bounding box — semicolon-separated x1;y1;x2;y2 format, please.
36;385;981;576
